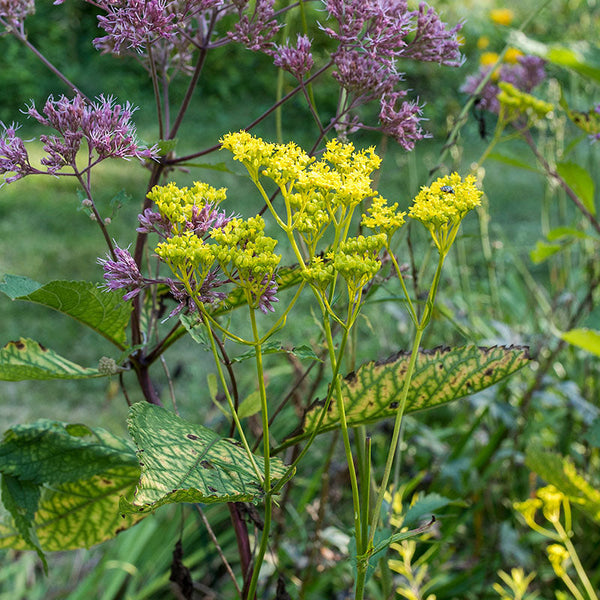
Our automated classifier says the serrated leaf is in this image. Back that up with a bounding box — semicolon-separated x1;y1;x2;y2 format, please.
0;338;104;381
556;162;596;215
530;241;563;264
279;346;529;450
0;420;139;483
122;403;290;513
525;446;600;523
0;421;143;550
561;328;600;357
0;276;132;347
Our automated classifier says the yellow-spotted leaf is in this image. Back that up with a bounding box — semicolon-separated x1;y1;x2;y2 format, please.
0;338;102;380
279;345;529;450
0;276;132;348
0;420;143;550
121;403;290;514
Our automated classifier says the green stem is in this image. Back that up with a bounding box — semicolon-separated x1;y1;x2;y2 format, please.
556;522;598;600
356;252;447;598
200;310;263;483
245;306;273;600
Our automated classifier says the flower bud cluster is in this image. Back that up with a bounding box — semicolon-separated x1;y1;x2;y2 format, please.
497;81;554;125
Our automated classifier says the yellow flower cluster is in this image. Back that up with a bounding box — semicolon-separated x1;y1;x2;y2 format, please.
362;196;406;240
210;216;280;284
329;234;386;294
156;230;215;273
148;181;227;233
409;174;482;254
498;81;554;123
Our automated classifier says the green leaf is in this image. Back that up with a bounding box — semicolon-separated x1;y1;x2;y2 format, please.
556;162;596;215
488;152;541;173
121;403;290;513
0;420;139;483
0;338;104;381
530;240;563;264
0;276;132;347
561;328;600;357
231;342;320;363
237;391;262;419
175;161;235;173
279;346;529;450
0;475;46;570
525;446;600;523
546;226;589;242
0;421;143;550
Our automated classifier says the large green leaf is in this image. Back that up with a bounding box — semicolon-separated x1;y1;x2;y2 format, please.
0;421;143;551
121;403;290;514
561;328;600;357
556;162;596;216
279;346;529;450
0;275;132;347
0;338;103;380
525;446;600;524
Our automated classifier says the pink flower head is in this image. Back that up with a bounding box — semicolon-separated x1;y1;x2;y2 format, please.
256;273;279;314
93;0;178;54
0;122;35;184
0;0;35;30
273;34;314;80
98;244;145;301
403;3;464;67
228;0;281;51
379;93;431;151
332;49;399;98
25;94;157;172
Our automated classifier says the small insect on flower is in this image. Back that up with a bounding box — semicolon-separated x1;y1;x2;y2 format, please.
440;185;455;194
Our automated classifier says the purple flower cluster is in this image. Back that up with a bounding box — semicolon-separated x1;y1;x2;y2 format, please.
0;94;157;184
461;55;546;114
228;0;280;52
320;0;463;148
97;245;146;301
0;0;35;31
272;34;314;80
0;123;35;184
101;194;237;315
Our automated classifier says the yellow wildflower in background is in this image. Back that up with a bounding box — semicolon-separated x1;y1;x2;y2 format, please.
477;35;490;50
490;8;514;26
504;47;523;64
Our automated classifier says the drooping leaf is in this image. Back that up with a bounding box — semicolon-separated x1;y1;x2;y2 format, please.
0;475;46;569
561;328;600;357
0;420;143;550
530;240;563;264
279;346;529;450
0;338;104;381
556;162;596;215
0;276;132;347
121;403;290;514
525;446;600;524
